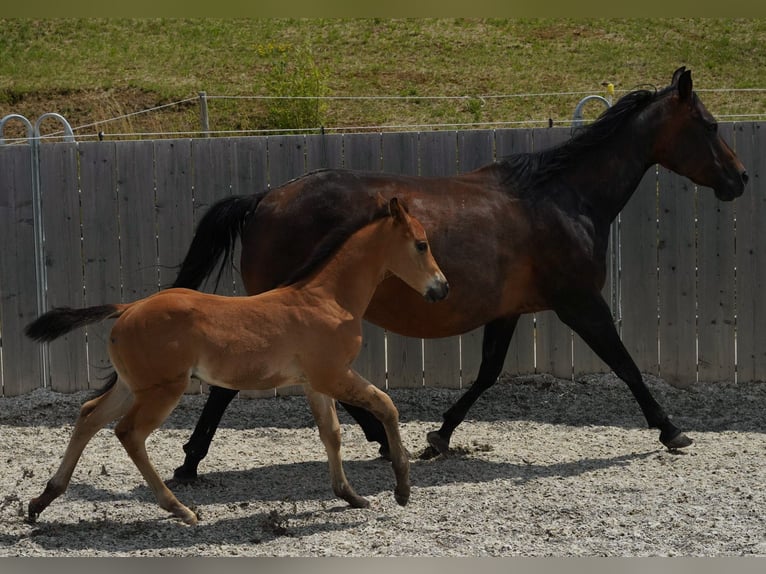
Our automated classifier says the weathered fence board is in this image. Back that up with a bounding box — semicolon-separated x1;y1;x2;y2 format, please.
696;125;737;383
494;129;535;377
735;122;766;382
1;123;762;396
0;145;40;396
382;131;424;389
78;142;121;387
657;167;698;387
39;143;87;392
620;169;660;375
419;131;461;389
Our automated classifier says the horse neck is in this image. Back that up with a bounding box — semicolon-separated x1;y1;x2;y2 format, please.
563;131;655;224
303;219;392;316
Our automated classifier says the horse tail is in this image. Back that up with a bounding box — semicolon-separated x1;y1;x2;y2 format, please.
171;193;265;291
24;304;125;343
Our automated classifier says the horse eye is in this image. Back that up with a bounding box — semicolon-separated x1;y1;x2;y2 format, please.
707;122;718;134
416;241;428;253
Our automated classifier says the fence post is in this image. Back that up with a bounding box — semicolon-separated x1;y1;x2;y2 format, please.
199;91;210;137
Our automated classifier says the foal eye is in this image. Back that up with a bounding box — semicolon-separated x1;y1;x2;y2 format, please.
415;241;429;253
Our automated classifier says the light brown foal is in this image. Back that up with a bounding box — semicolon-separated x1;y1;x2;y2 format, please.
25;197;448;525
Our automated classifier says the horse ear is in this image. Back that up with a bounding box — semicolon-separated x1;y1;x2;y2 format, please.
677;69;693;101
671;66;687;86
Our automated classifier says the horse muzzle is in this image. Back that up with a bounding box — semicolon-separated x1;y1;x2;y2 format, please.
424;278;449;302
714;169;748;201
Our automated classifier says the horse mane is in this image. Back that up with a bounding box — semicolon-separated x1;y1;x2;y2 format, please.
279;200;392;287
500;85;670;192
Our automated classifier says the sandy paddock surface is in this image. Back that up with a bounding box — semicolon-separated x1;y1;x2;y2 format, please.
1;373;764;557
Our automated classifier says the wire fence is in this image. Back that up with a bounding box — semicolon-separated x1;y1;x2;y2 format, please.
3;88;766;144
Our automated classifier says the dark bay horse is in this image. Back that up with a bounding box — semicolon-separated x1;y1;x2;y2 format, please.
170;67;748;482
25;198;448;524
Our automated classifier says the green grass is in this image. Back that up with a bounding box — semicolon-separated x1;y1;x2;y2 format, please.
1;18;765;138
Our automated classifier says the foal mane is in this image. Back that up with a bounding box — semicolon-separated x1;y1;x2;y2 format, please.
500;84;671;192
279;200;392;287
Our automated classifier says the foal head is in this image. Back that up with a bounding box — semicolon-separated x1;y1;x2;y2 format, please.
646;66;748;201
384;197;449;303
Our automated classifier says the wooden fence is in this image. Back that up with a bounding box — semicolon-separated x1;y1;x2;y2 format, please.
1;123;764;397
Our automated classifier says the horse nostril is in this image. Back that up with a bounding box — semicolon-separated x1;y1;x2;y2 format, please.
742;170;749;185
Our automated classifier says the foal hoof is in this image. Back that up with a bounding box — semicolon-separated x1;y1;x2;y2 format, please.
426;431;450;455
378;445;414;461
661;430;694;451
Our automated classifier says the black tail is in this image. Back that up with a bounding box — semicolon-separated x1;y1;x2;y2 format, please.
171;193;265;290
25;304;120;343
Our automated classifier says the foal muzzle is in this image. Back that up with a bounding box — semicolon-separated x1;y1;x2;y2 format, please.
424;277;450;302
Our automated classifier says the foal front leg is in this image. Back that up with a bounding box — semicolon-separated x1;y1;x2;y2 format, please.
317;369;410;506
304;387;369;508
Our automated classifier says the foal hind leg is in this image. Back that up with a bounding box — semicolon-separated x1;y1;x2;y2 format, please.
316;369;410;506
555;292;692;450
29;380;133;521
425;315;519;458
305;388;369;508
115;379;198;525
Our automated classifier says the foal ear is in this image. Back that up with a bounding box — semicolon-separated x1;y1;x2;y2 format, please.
677;69;693;101
388;197;408;224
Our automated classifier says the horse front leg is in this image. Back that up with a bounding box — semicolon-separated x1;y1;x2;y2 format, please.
424;315;519;458
554;291;693;450
173;384;239;483
304;387;370;509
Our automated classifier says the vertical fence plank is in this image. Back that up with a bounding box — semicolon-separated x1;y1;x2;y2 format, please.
735;122;766;382
155;139;194;290
419;130;461;389
0;145;40;396
268;135;307;396
457;130;495;386
620;169;660;375
191;138;235;296
306;132;343;171
39;143;88;392
79;141;121;386
343;133;387;389
117;141;158;302
657;169;697;387
531;127;573;380
697;125;737;382
494;128;535;377
382;131;424;389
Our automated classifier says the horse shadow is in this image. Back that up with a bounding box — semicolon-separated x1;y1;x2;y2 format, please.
4;448;655;553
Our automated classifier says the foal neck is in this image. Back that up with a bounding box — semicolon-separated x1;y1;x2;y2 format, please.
301;218;394;315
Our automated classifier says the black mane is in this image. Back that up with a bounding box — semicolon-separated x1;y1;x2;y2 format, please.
279;201;391;287
500;85;671;192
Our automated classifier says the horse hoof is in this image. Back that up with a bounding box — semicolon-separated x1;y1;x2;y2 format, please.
419;446;440;460
661;430;694;450
170;465;198;485
426;431;450;455
394;488;410;506
349;496;370;509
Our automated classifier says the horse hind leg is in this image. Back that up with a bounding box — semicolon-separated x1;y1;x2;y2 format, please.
28;379;133;522
305;387;370;509
114;378;198;525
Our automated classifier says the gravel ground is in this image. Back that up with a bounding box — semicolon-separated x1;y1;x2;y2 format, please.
1;373;764;557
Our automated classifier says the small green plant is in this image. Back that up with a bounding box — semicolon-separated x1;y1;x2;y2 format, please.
259;43;328;132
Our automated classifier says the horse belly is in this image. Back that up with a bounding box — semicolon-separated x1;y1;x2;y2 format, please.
193;352;306;392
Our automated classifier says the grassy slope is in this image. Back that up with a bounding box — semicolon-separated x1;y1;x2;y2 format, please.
1;18;765;138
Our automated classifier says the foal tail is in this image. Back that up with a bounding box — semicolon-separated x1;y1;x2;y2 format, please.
25;304;125;343
171;193;265;291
